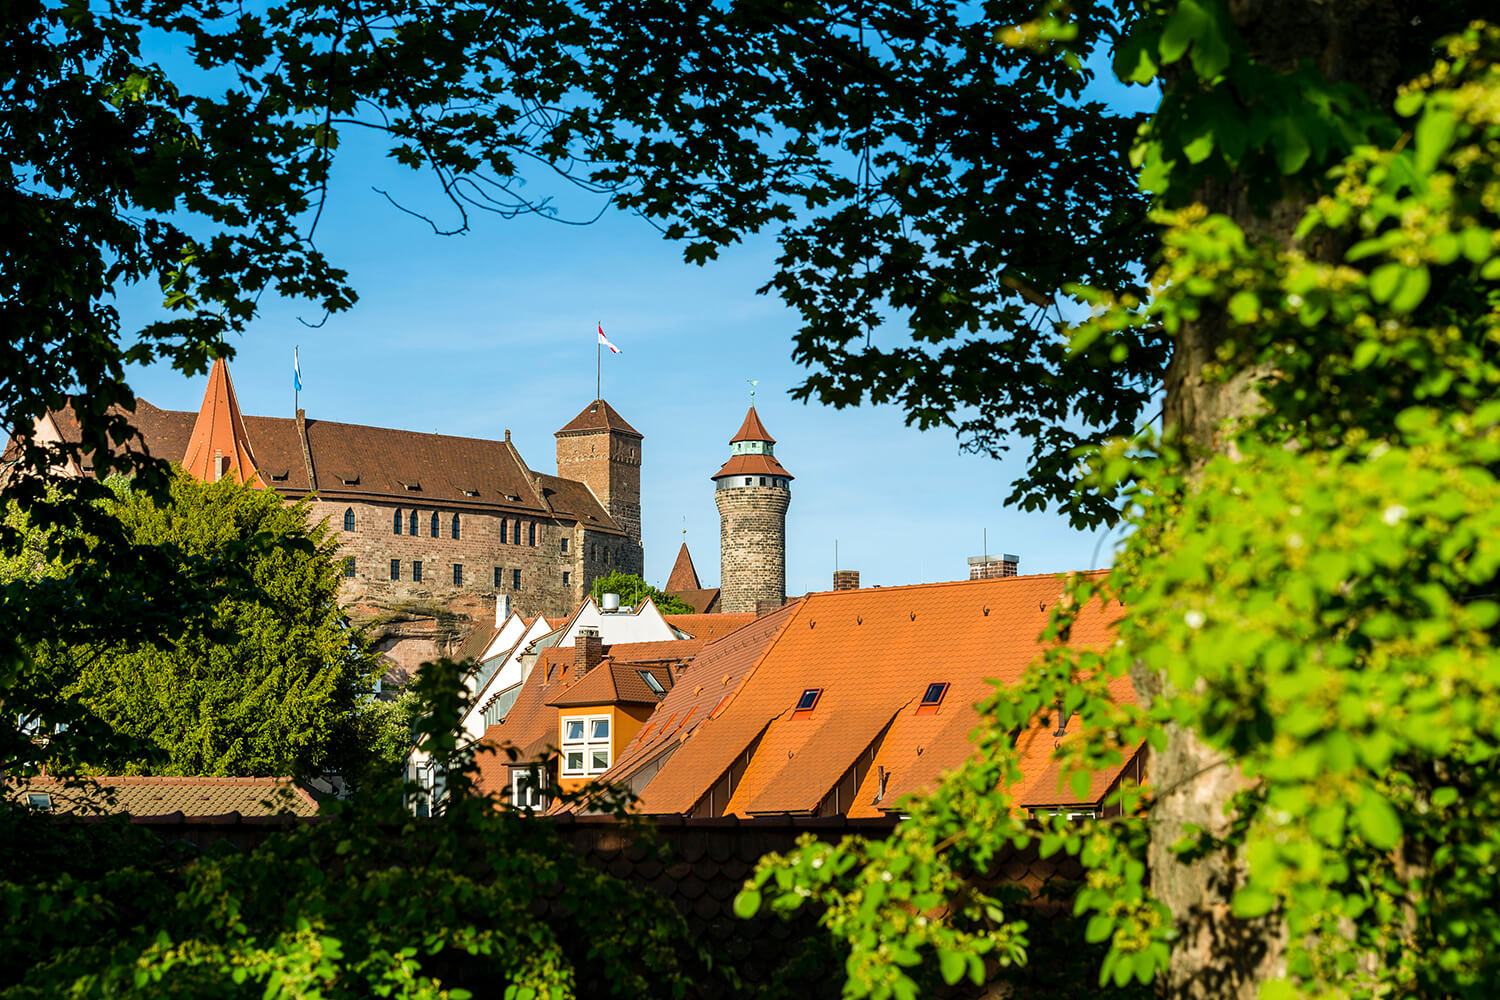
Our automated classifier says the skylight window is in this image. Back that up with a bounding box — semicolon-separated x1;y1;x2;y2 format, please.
920;683;949;707
795;688;822;712
639;670;665;695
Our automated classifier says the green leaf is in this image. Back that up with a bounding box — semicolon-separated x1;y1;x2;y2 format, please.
732;888;762;919
1356;793;1402;849
1085;914;1114;943
1390;265;1431;314
938;949;966;985
1414;107;1457;175
1369;263;1404;303
1159;0;1210;65
1273;117;1311;175
1231;885;1275;919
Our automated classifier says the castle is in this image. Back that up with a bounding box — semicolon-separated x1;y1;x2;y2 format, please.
25;359;795;672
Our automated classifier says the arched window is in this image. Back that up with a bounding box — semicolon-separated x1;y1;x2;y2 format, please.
394;509;402;535
343;508;355;532
451;513;461;539
409;510;419;535
528;522;536;546
430;512;439;537
500;518;508;543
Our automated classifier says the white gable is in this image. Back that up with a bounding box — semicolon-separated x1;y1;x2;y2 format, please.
556;597;676;646
459;614;562;743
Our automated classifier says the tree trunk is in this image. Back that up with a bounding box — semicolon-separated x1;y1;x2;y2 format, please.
1143;2;1409;995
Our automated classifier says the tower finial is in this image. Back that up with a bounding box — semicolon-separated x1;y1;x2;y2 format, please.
747;378;759;404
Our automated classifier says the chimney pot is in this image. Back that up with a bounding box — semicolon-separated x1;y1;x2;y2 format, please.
833;570;860;591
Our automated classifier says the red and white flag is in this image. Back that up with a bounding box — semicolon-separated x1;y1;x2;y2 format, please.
597;323;622;354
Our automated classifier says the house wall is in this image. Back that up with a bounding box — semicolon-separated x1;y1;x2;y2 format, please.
555;702;655;796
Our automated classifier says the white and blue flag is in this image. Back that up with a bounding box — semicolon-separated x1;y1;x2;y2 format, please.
293;346;302;391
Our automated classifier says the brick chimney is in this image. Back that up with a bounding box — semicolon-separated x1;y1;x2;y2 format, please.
968;554;1019;579
833;570;860;591
574;627;603;675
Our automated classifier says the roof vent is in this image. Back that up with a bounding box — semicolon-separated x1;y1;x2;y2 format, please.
600;592;621;612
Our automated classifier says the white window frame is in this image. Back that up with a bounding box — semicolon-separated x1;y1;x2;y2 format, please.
511;765;545;810
560;714;612;777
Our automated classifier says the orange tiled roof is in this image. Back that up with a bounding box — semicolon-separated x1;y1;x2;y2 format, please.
547;660;675;708
624;572;1131;817
729;407;775;444
181;358;266;488
665;543;702;592
612;603;803;812
711;453;793;482
555;399;642;439
6;776;319;818
664;613;755;643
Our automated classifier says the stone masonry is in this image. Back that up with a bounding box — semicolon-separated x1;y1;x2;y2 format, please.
712;407;793;615
715;487;790;613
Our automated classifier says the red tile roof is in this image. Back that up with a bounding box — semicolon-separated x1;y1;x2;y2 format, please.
6;776;319;818
555;399;642;439
665;543;702;592
664;613;756;643
40;398;625;533
729;407;776;444
668;588;721;614
710;453;794;481
181;358;266;488
614;572;1134;817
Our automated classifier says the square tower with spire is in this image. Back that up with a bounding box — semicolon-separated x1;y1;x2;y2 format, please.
555;399;644;575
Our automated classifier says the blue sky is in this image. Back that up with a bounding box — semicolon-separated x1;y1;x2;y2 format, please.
120;45;1154;598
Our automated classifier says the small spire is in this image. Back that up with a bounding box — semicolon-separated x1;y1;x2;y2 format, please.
182;358;265;488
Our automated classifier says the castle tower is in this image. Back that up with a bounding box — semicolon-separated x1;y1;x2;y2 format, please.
713;406;793;613
555;399;644;573
181;358;266;488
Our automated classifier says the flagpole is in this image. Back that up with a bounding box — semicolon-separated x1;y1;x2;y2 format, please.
596;323;601;401
294;344;299;414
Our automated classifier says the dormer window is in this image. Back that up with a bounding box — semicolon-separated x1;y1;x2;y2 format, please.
561;715;612;776
793;688;822;714
639;670;665;696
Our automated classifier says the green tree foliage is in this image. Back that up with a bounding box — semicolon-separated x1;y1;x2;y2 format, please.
590;571;696;616
14;472;385;780
738;13;1500;1000
0;661;720;999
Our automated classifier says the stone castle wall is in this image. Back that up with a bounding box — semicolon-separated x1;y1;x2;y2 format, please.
715;486;789;614
554;430;644;576
306;498;637;623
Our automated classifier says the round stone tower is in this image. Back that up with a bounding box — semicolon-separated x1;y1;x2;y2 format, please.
713;406;793;614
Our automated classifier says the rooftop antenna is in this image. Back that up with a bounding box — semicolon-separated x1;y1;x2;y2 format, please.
835;539;839;573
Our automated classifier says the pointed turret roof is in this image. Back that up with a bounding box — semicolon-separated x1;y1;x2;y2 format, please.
181;358;266;488
555;399;642;439
729;406;775;444
666;543;702;592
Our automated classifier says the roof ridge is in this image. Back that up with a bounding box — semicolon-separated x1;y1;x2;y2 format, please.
800;568;1109;599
